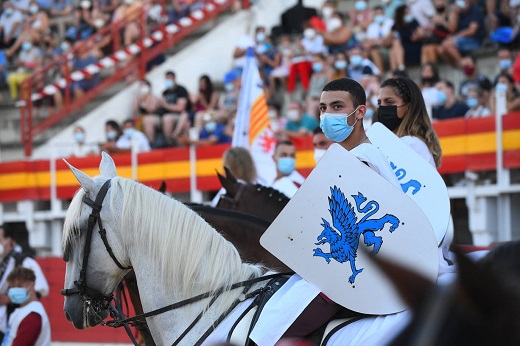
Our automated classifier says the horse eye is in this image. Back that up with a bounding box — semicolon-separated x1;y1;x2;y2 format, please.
257;187;262;192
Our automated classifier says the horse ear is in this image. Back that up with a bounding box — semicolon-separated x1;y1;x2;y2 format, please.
368;250;435;309
224;166;238;183
63;159;95;193
99;151;117;178
217;168;236;194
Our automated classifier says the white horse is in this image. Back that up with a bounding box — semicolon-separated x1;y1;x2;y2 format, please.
62;152;274;345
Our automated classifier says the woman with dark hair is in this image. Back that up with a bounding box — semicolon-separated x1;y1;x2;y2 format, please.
376;76;442;168
385;5;426;72
192;75;220;132
420;62;441;111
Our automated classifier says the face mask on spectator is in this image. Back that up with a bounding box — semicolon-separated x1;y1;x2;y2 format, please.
404;14;414;23
124;128;135;138
436;5;446;13
462;65;475;76
334;60;347;69
268;109;278;119
21;42;32;51
224;83;234;92
322;6;333;18
282;48;292;56
455;0;466;9
499;59;512;70
287;109;300;122
495;83;508;92
328;18;342;31
256;32;266;43
60;42;70;52
350;55;363;67
303;28;316;39
466;97;478;109
139;85;150;95
124;0;133;5
437;91;447;105
80;0;90;9
8;287;30;305
313;62;323;72
107;130;117;140
165;80;175;89
74;132;85;143
204;121;217;133
94;18;105;28
4;7;13;15
29;4;38;13
277;157;295;175
264;43;272;51
374;14;385;24
355;0;367;11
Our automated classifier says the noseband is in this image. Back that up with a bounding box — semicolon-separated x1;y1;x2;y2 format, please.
61;179;132;304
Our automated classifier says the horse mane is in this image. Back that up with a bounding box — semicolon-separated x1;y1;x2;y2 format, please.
112;177;266;308
63;187;87;254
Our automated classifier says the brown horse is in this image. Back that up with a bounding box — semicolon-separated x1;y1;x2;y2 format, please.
215;167;290;222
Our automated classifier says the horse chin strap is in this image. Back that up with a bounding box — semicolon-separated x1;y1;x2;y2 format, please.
61;179;132;309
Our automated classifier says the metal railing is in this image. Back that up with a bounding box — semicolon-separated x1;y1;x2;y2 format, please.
19;0;235;157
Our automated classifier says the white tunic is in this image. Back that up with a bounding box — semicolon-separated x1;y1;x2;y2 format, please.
2;301;51;346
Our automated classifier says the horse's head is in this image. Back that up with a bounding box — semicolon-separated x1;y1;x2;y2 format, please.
62;152;132;329
216;168;289;222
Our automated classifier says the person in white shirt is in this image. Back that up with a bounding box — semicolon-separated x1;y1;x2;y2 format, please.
70;125;99;158
2;267;50;346
0;3;24;49
364;6;394;73
464;87;491;118
0;224;49;341
115;119;151;153
271;140;302;199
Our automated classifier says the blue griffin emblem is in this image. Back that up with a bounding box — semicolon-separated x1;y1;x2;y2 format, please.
313;186;400;284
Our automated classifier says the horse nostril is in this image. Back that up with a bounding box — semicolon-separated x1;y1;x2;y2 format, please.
65;312;72;322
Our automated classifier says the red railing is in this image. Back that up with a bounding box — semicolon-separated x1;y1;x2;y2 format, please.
19;0;234;157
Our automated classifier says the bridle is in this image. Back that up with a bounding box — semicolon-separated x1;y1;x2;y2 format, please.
60;178;290;345
218;181;246;210
60;179;132;322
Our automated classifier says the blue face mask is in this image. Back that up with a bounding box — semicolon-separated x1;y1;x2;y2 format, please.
313;62;323;72
224;83;234;92
374;14;385;24
107;130;117;140
499;59;512;70
8;287;30;305
165;80;174;89
277;157;295;175
21;42;32;51
204;121;217;133
334;60;347;69
355;0;367;11
256;32;266;43
320;107;359;142
437;91;447;105
350;55;362;67
466;97;478;108
404;14;414;23
74;132;85;143
124;128;135;138
495;82;508;92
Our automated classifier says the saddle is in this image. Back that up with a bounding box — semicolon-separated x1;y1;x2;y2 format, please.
227;276;367;346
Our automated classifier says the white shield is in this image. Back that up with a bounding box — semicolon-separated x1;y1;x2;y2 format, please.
367;123;450;244
260;144;439;315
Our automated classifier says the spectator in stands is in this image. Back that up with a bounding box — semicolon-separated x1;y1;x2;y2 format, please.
312;127;333;164
286;23;327;94
0;2;24;50
134;79;161;146
6;1;49;57
486;0;512;31
437;0;487;67
346;45;380;84
66;1;95;41
256;35;281;98
183;112;231;146
489;72;520;113
70;125;99;157
192;75;219;132
95;0;118;17
318;12;353;55
420;0;451;64
386;4;426;72
496;47;514;76
112;0;142;46
168;0;190;24
7;38;42;101
420;62;441;113
284;101;318;137
99;119;123;152
364;5;394;73
50;0;73;17
215;70;240;122
268;101;287;141
348;0;373;43
432;79;469;120
329;52;348;80
157;71;192;144
3;267;51;346
320;0;336;33
232;26;263;73
271;140;301;198
464;87;492;118
408;0;436;28
114;118;151;153
270;35;293;94
70;42;100;100
459;55;492;101
0;223;49;341
306;53;329;117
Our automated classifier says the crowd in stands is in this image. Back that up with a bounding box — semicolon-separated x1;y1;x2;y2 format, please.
4;0;519;158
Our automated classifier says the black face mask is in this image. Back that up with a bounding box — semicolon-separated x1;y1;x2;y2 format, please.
435;6;445;13
376;105;403;131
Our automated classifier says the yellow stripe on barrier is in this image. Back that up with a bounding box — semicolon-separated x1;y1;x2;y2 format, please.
439;130;520;156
